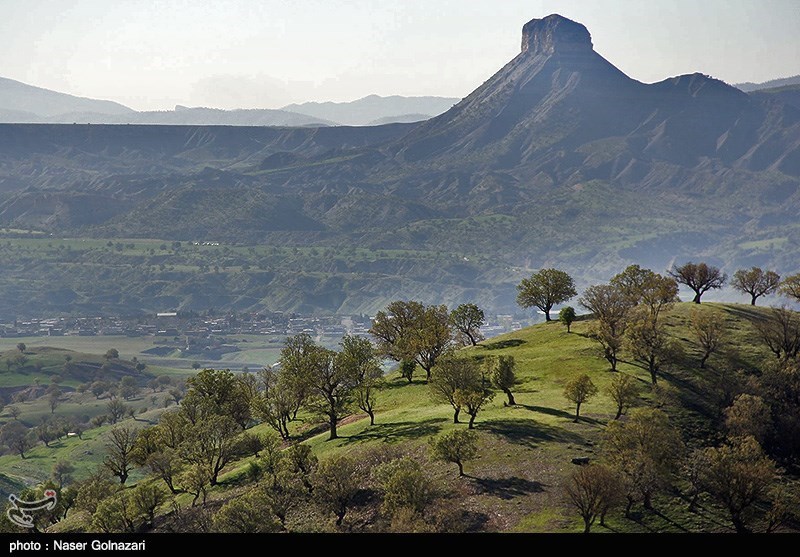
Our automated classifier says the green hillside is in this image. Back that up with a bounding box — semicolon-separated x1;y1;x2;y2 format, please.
3;302;796;533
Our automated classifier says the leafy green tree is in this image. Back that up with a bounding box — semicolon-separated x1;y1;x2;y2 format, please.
339;335;383;426
104;425;138;484
313;455;361;526
93;489;140;533
8;405;21;420
779;273;800;303
213;489;281;533
429;354;483;423
75;469;117;514
603;408;683;514
701;436;777;534
611;265;679;319
305;345;355;441
16;342;26;353
51;459;75;488
182;367;252;428
606;373;639;419
731;267;781;306
374;457;434;517
516;268;577;321
253;367;293;439
118;376;138;400
180;464;210;507
278;333;317;418
1;421;33;458
724;394;772;445
626;308;678;384
580;284;634;371
106;398;128;424
47;389;61;414
669;262;727;304
563;374;598;422
559;306;576;333
449;303;486;346
564;464;621;533
399;359;416;383
146;448;184;494
455;385;494;429
105;348;119;360
690;307;725;368
131;483;165;527
240;431;265;458
486;355;516;406
429;429;478;477
181;415;240;486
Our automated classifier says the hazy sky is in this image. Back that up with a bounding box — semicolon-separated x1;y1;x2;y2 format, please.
1;0;798;111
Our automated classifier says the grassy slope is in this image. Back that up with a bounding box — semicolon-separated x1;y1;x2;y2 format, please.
1;302;780;532
233;302;775;532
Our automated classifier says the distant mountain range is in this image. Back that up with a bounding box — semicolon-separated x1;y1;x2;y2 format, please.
0;14;798;317
734;74;800;92
0;76;457;127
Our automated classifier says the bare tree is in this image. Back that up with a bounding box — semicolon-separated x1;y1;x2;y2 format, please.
690;308;725;368
754;306;800;362
731;267;781;306
104;425;138;484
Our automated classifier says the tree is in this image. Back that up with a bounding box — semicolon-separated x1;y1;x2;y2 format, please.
456;386;494;429
8;405;21;420
429;354;483;424
563;374;598;422
580;284;634;371
564;464;621;533
606;373;639;419
486;355;516;406
374;457;434;517
118;376;138;400
449;303;486;346
106;398;128;424
91;380;110;399
239;431;265;458
192;361;201;370
399;360;416;383
105;348;119;360
603;408;683;513
253;367;293;440
48;390;61;414
669;262;727;304
626;308;677;384
278;333;317;418
701;436;777;533
754;306;800;362
213;489;281;533
611;265;679;319
724;394;772;445
408;304;453;381
313;455;360;526
92;490;140;533
131;483;165;527
731;267;781;306
429;429;478;477
181;415;240;486
104;425;138;484
145;448;183;494
559;306;576;333
182;367;251;428
1;421;34;458
690;308;725;368
517;268;577;322
305;344;356;441
75;470;117;515
51;460;75;489
682;448;709;513
779;273;800;303
339;335;382;426
180;465;210;507
16;342;26;353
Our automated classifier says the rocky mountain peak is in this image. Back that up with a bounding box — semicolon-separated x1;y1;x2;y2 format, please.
521;14;593;56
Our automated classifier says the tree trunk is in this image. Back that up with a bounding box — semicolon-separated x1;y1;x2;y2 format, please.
457;461;464;477
328;415;338;440
688;492;699;513
425;368;432;381
120;472;128;484
335;511;345;526
649;363;658;385
615;405;623;420
624;497;634;518
574;402;581;422
467;333;477;346
468;414;476;429
504;388;516;406
693;292;702;304
368;410;375;426
700;353;709;369
750;294;757;306
731;512;750;534
544;309;552;322
600;506;608;526
567;323;571;333
453;407;460;424
643;491;652;510
583;516;592;533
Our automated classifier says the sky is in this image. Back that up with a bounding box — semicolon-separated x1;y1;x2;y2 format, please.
1;0;798;111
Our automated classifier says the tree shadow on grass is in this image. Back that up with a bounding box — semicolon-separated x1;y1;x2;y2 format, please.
337;417;447;445
471;476;546;500
481;418;584;448
482;339;526;350
520;404;606;425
